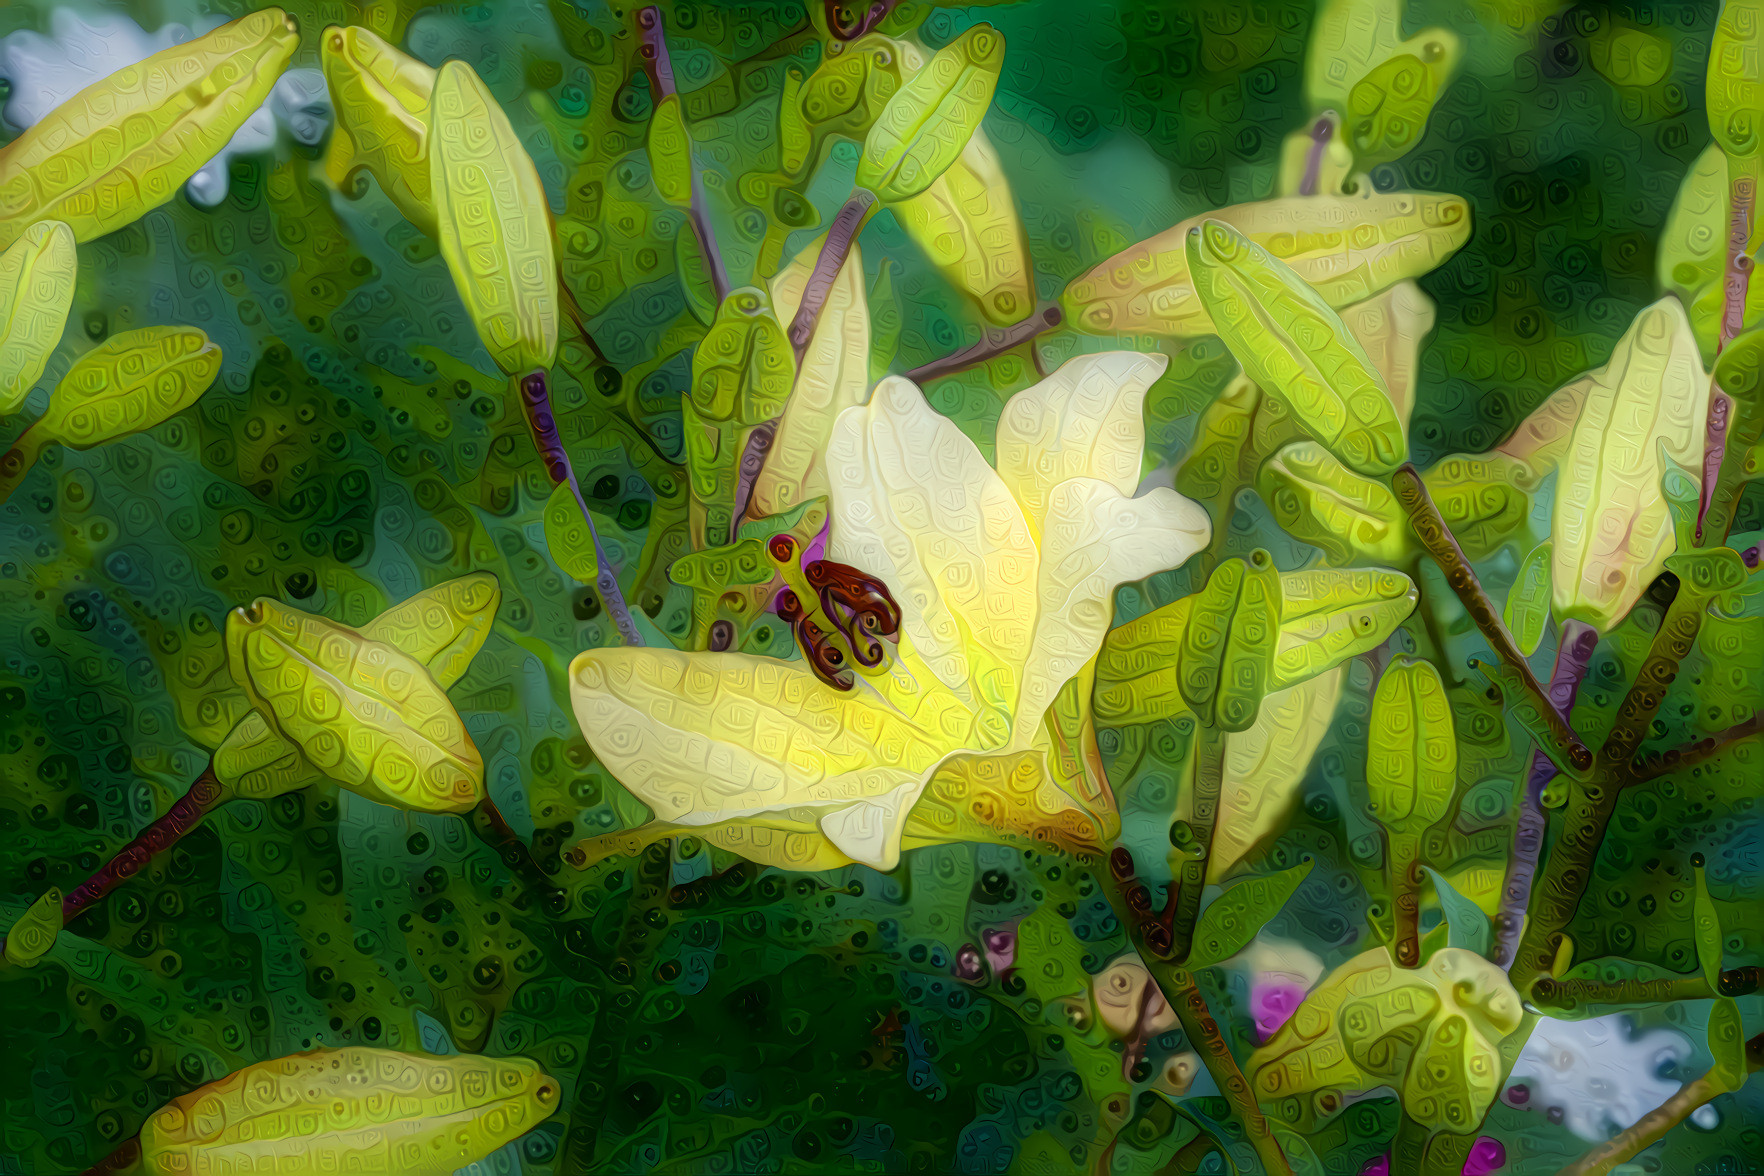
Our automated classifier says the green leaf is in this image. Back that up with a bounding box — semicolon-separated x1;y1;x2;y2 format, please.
1366;656;1457;834
1708;997;1747;1094
855;24;1005;202
648;94;692;209
1187;218;1408;476
1502;542;1552;658
1423;866;1490;958
543;481;601;584
1658;438;1702;553
1692;865;1723;992
1186;859;1314;970
676;229;716;327
1258;441;1411;566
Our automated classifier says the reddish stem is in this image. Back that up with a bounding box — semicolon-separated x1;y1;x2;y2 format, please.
1299;112;1337;198
825;0;899;40
1698;390;1733;547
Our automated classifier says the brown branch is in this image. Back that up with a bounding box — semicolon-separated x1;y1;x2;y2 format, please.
1628;709;1764;784
1392;463;1592;772
1493;618;1599;967
900;304;1065;385
1530;968;1761;1013
1554;1066;1737;1176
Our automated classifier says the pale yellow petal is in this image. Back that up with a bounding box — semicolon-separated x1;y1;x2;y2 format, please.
1018;479;1210;742
994;351;1170;538
569;647;953;832
826;375;1036;741
751;244;871;517
1339;280;1433;428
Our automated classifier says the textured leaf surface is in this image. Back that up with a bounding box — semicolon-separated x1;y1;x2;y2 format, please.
856;24;1005;202
0;220;75;414
140;1047;556;1176
648;94;692;210
37;326;220;449
1187;860;1314;970
1424;866;1491;958
321;24;436;235
1188;218;1409;475
1502;541;1552;658
225;599;486;813
1366;655;1456;833
1062;192;1469;338
0;9;299;247
889;127;1033;324
429;59;558;377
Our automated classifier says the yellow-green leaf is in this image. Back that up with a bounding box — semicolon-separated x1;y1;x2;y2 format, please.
544;481;602;584
1551;297;1708;631
0;219;75;414
1366;655;1456;834
855;24;1006;202
320;24;437;235
141;1047;557;1176
213;574;501;800
1187;860;1314;970
1708;0;1764;160
1306;0;1460;119
648;94;693;210
429;59;558;377
889;127;1033;324
1503;541;1552;657
1421;452;1537;560
2;887;62;968
0;9;299;248
1346;48;1457;167
1063;192;1469;339
1260;440;1411;565
778;67;812;177
1692;864;1724;992
225;599;486;813
1188;218;1409;475
38;326;220;449
1095;567;1415;726
1218;552;1284;732
1659;143;1726;310
1708;998;1747;1094
687;287;795;547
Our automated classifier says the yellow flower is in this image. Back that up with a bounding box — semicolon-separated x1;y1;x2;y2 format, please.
570;353;1212;871
140;1047;556;1176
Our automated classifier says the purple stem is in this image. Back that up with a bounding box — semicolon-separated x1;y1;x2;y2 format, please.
1491;619;1598;968
519;371;644;646
1299;112;1337;198
901;304;1065;385
638;7;730;303
1698;390;1733;546
825;0;900;40
1743;541;1761;569
787;191;876;363
0;766;228;958
731;418;778;526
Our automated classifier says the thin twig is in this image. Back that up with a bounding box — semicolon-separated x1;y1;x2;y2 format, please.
1493;619;1598;967
1299;112;1337;198
518;372;644;645
787;191;876;363
637;7;730;303
1554;1066;1736;1176
901;304;1065;385
1627;709;1764;784
1391;463;1592;772
1530;966;1761;1013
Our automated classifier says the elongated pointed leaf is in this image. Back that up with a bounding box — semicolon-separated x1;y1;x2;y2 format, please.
0;220;75;414
1693;865;1724;992
37;326;220;450
1307;0;1460;119
1211;669;1343;884
0;9;300;248
1188;219;1409;475
890;127;1033;324
1367;655;1456;834
429;60;558;377
1421;452;1536;559
648;94;692;210
1708;0;1764;160
544;481;602;584
1424;866;1491;958
1502;542;1552;657
213;574;501;799
1218;553;1283;732
687;287;795;547
856;24;1005;202
1708;998;1747;1094
1260;440;1411;565
225;600;485;813
1063;192;1469;339
1659;144;1726;311
1346;45;1459;167
1188;860;1314;970
320;24;436;234
2;887;62;968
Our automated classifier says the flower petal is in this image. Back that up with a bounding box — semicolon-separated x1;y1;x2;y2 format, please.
994;351;1169;537
1018;478;1211;740
569;646;949;828
827;375;1036;737
751;244;871;518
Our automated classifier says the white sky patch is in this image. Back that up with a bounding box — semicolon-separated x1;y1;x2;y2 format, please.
1510;1013;1706;1142
0;7;330;207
